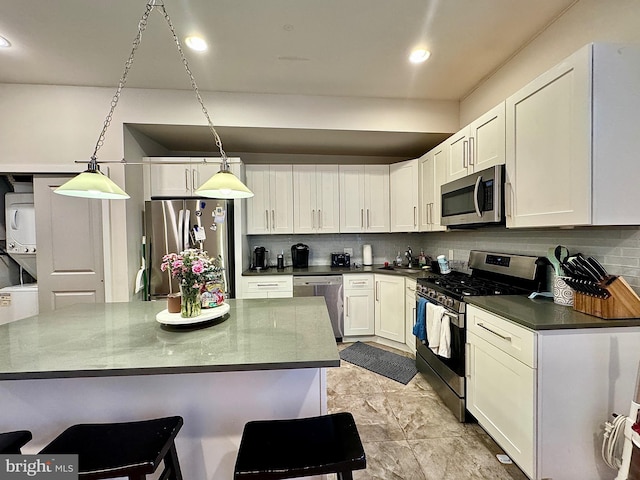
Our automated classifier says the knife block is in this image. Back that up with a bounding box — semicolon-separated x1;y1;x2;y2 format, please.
573;276;640;319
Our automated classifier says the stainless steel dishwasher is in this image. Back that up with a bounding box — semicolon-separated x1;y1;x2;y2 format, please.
293;275;343;341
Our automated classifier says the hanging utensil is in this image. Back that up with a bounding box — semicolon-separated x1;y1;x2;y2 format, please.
547;247;562;276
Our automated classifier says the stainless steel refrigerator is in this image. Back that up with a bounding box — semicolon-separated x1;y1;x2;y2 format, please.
144;199;235;300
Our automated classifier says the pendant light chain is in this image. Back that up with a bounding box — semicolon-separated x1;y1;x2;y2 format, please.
91;0;228;171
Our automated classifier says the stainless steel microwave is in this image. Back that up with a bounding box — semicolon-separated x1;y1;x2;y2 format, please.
440;165;504;227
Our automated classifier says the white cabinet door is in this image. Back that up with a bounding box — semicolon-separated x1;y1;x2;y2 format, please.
404;278;417;352
245;165;272;234
294;165;339;234
344;275;375;336
293;165;316;234
246;165;293;234
148;158;193;197
364;165;390;233
374;274;404;343
390;159;418;232
315;165;340;233
339;165;366;233
466;330;535;479
419;148;447;232
445;103;505;184
468;103;505;173
505;46;591;228
339;165;389;233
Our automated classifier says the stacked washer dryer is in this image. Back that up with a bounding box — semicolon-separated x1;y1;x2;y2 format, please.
0;192;38;325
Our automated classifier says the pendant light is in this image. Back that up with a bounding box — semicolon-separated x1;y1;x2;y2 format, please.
55;0;253;200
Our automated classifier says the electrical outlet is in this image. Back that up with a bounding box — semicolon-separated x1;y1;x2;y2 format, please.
448;249;454;260
344;247;353;256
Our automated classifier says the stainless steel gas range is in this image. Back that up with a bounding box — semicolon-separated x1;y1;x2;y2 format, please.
415;250;547;422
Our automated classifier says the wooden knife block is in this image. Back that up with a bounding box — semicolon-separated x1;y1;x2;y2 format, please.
573;276;640;319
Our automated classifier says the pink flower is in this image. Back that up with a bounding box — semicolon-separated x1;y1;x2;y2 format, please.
192;260;204;274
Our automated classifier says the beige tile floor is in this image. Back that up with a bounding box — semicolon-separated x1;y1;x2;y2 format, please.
327;342;530;480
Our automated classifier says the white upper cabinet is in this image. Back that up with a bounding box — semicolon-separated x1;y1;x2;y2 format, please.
445;103;505;183
505;43;640;228
293;165;340;234
419;146;447;232
145;157;242;198
245;164;294;234
339;165;390;233
390;159;419;232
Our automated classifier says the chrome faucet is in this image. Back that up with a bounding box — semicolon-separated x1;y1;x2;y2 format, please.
405;246;413;267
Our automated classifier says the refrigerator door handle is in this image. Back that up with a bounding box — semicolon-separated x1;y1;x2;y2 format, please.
178;209;184;251
183;208;191;250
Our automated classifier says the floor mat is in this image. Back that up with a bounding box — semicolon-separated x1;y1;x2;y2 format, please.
339;341;417;384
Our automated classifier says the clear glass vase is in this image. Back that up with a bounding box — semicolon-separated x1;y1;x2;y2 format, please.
180;284;202;318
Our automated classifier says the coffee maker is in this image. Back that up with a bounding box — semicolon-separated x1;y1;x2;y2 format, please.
291;243;310;268
251;246;269;271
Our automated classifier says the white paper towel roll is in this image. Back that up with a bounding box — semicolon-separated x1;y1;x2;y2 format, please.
363;244;372;266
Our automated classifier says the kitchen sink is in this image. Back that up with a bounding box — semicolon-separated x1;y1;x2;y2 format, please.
378;266;425;274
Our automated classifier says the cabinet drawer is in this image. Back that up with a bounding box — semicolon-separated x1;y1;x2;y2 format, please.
467;305;536;368
241;275;293;294
344;274;374;290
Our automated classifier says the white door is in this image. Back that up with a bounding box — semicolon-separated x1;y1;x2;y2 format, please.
245;165;271;234
293;165;317;234
445;129;470;182
390;160;418;232
315;165;340;233
469;102;505;173
431;145;448;231
374;274;404;343
344;290;375;335
339;165;365;233
505;46;591;228
405;279;417;352
364;165;390;233
148;159;193;197
418;152;432;231
34;176;105;313
268;165;293;234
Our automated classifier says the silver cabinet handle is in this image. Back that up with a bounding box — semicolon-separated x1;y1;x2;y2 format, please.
257;283;279;287
429;203;434;225
361;209;364;228
192;168;198;192
414;206;417;227
185;168;190;191
465;342;471;378
265;210;269;230
318;209;322;229
375;281;379;302
272;210;275;229
346;296;350;317
468;137;475;166
312;209;316;229
413;307;417;325
477;322;512;341
462;140;469;168
367;209;370;229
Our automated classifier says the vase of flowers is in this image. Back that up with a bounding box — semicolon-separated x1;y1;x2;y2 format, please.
161;249;225;318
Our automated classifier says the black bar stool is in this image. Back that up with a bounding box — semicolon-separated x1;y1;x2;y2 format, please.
39;416;183;480
234;412;366;480
0;430;32;453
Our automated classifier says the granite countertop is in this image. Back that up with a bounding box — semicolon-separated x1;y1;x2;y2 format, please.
242;264;435;279
0;297;340;380
466;295;640;330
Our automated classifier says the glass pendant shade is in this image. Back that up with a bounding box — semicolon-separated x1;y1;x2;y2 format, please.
55;169;130;200
195;170;254;199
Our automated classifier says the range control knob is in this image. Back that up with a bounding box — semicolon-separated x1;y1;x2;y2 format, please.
8;242;15;250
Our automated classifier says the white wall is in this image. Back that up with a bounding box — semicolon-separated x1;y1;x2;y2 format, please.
460;0;640;125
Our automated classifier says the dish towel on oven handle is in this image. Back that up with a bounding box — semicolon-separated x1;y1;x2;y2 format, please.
426;303;446;355
438;312;451;358
413;297;428;343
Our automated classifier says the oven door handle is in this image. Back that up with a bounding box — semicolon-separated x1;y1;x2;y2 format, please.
477;322;511;341
473;175;483;217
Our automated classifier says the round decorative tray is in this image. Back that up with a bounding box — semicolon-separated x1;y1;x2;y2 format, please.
156;302;230;326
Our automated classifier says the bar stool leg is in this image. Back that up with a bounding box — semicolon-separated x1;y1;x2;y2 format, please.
338;472;354;480
159;443;183;480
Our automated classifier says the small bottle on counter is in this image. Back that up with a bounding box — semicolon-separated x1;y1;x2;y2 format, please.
418;250;426;267
395;251;403;266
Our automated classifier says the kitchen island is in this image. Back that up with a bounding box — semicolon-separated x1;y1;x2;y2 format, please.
0;297;339;479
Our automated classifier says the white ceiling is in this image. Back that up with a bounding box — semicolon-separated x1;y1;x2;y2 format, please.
0;0;576;156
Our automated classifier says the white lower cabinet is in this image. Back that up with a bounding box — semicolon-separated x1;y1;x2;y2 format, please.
239;275;293;299
343;274;375;336
404;278;417;352
466;306;535;478
374;274;405;343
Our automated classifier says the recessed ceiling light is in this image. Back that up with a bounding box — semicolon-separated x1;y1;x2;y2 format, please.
185;36;207;52
0;36;11;48
409;48;430;64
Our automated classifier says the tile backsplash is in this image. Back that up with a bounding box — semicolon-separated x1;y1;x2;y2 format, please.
249;225;640;292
